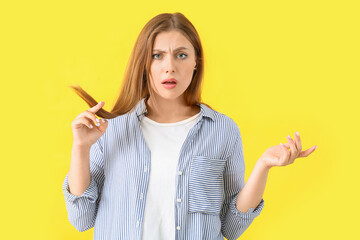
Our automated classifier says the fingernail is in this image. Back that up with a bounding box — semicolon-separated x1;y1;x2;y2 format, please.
315;146;318;150
280;143;283;146
287;135;292;139
96;122;100;126
96;118;100;123
295;131;299;137
90;124;93;128
101;118;105;123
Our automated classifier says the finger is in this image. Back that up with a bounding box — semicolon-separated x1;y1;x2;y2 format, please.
73;117;94;129
84;116;107;129
83;111;101;126
82;118;95;129
279;143;291;165
87;101;105;114
280;142;290;149
294;131;302;152
299;146;317;158
97;117;108;129
287;135;296;162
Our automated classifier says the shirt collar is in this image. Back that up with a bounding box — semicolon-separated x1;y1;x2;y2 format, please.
134;97;215;122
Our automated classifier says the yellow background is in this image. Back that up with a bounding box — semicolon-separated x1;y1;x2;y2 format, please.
1;0;359;239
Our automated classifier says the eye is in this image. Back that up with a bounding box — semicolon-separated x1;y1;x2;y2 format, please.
178;53;187;59
152;53;161;59
152;53;188;60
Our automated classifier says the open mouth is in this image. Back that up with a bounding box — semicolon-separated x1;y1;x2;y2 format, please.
162;81;177;89
162;81;177;84
161;78;177;89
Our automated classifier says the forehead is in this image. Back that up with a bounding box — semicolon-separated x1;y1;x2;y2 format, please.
153;30;193;51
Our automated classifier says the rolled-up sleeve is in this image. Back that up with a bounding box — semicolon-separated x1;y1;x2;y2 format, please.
220;124;265;240
62;136;105;232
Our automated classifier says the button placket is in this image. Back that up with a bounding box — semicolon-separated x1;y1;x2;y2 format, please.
177;171;182;204
173;118;202;237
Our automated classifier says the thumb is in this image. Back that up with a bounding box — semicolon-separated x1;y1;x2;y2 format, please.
88;101;105;114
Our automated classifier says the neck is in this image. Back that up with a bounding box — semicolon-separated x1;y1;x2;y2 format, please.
145;95;200;123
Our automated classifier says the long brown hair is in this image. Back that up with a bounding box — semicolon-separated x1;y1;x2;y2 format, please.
68;12;213;119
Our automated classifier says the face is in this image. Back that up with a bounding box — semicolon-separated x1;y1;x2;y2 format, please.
149;30;197;101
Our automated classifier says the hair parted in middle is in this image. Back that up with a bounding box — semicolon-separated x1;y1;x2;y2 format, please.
69;12;212;119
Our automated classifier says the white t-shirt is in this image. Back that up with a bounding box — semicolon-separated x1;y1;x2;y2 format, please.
140;111;201;240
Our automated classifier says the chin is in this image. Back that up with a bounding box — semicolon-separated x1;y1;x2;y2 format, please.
157;91;185;100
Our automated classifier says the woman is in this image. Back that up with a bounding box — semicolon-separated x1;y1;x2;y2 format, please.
62;12;317;240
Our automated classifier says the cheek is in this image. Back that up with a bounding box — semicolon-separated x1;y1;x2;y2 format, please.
185;66;195;80
150;65;160;79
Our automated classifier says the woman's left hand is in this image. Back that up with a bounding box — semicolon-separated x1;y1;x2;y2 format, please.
260;132;317;169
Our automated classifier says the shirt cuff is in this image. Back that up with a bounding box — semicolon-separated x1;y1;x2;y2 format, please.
62;173;98;203
229;192;265;220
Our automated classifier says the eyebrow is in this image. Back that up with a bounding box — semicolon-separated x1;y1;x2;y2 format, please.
153;47;190;52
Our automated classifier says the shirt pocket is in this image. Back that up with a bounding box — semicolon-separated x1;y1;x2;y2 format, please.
188;155;227;215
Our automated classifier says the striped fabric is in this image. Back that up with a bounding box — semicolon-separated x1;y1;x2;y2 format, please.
62;97;265;240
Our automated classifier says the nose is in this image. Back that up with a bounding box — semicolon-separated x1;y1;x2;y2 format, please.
165;55;175;73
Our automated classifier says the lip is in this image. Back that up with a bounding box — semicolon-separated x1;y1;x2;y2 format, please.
161;78;177;84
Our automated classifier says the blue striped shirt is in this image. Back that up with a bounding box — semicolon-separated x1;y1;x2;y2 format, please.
62;97;265;240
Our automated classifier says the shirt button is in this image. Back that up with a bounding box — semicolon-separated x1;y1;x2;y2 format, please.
178;171;182;175
176;226;181;230
140;193;143;199
177;198;182;202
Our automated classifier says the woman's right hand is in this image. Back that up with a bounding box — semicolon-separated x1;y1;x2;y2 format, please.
71;101;109;148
